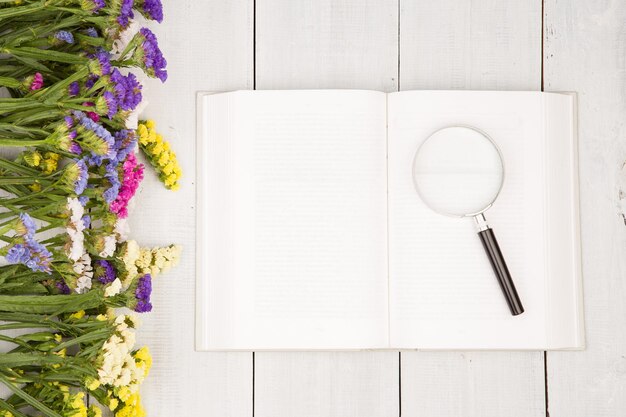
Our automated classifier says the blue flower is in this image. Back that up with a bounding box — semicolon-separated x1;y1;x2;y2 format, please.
54;31;75;44
15;213;37;238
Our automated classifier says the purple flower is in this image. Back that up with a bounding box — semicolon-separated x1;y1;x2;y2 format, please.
15;213;36;238
94;260;116;284
56;279;71;294
142;0;163;23
110;69;142;111
82;0;105;14
134;274;153;313
85;74;99;89
137;28;167;82
90;51;111;76
84;27;99;37
70;141;83;155
68;81;80;97
117;0;135;27
55;30;74;44
97;91;118;119
78;196;90;206
113;129;137;162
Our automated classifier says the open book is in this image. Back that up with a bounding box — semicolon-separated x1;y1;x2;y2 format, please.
196;90;583;351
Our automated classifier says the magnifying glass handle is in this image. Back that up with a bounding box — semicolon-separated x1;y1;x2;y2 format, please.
474;214;524;316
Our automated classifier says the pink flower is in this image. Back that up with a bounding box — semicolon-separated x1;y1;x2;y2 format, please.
82;102;100;122
110;153;144;218
30;73;44;91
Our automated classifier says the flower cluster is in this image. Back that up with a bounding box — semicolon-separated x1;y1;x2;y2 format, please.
138;120;182;190
0;1;183;416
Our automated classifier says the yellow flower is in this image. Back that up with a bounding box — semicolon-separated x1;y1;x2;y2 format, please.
116;386;132;403
41;157;58;175
137;120;183;190
54;333;62;342
53;348;67;357
134;346;153;376
89;405;103;417
29;182;42;192
85;377;100;391
70;310;85;320
96;314;108;321
71;392;85;409
108;398;119;411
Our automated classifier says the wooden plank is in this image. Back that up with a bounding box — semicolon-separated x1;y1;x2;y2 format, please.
254;1;399;416
130;1;254;416
256;0;399;92
399;0;540;91
544;1;626;416
399;1;546;416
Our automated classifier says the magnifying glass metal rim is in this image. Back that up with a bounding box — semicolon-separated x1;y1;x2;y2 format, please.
411;124;506;218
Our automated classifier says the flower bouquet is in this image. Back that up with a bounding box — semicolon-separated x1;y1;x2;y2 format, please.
0;1;183;416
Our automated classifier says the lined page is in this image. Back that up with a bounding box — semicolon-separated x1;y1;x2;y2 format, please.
387;91;550;349
197;90;389;350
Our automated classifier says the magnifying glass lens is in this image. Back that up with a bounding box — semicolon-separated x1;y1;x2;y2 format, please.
412;127;503;217
412;126;524;316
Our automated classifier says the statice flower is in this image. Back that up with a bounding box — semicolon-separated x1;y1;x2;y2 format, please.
110;69;142;111
73;253;94;293
100;234;117;258
133;28;167;82
56;279;71;295
95;260;116;284
81;0;106;14
73;111;115;157
6;240;53;274
110;153;144;218
84;27;99;37
134;274;152;312
104;161;121;203
113;129;138;163
96;91;119;119
54;30;74;44
89;51;112;76
66;197;86;261
97;316;142;386
138;0;163;23
68;81;81;97
62;160;89;195
15;213;37;237
29;72;43;91
117;0;135;27
136;244;181;276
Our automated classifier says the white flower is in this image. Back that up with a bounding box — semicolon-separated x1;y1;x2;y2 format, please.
104;278;122;298
73;253;93;294
99;235;117;257
66;197;86;261
114;218;130;241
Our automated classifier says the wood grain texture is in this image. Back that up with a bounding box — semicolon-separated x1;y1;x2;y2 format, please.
544;1;626;416
254;1;399;416
399;1;545;416
131;1;254;416
255;352;399;417
256;0;399;92
399;0;540;91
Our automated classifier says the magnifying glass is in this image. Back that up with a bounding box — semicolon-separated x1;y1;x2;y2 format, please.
412;126;524;316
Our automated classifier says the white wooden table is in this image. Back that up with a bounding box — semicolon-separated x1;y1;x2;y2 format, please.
130;1;626;415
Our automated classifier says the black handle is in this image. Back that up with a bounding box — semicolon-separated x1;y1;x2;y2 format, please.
478;227;524;316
